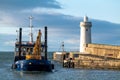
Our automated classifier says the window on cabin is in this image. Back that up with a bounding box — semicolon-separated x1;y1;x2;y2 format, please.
16;48;18;52
30;48;33;52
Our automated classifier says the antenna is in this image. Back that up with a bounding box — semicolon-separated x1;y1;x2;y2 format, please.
29;16;33;43
62;42;64;52
58;42;65;52
16;30;19;42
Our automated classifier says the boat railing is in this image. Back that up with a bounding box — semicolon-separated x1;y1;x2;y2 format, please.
15;41;35;45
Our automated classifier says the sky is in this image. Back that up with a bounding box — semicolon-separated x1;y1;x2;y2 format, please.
0;0;120;51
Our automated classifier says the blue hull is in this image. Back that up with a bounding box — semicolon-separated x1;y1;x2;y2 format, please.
12;59;54;72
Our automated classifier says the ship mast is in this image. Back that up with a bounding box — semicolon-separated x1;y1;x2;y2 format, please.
29;16;33;43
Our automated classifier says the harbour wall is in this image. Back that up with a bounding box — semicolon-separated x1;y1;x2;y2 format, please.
85;43;120;59
74;54;120;69
53;43;120;69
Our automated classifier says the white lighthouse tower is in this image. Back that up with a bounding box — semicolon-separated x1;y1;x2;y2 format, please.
80;16;92;52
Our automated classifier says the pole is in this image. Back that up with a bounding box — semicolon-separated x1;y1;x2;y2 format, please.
19;28;22;60
45;26;47;60
62;42;64;52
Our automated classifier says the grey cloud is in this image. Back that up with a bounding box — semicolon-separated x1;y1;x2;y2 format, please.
15;13;120;44
0;0;61;11
32;13;120;47
1;11;120;51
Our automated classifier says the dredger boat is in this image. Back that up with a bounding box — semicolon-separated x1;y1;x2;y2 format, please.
11;17;54;71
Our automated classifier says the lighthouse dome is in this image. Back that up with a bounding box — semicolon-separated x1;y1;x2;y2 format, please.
84;16;88;22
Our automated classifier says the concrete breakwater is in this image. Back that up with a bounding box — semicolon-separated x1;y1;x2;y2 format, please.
74;60;120;69
53;52;120;70
74;54;120;69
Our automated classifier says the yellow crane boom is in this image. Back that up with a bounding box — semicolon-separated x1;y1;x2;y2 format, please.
26;30;42;60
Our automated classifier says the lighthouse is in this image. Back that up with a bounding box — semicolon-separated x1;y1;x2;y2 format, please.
80;16;92;52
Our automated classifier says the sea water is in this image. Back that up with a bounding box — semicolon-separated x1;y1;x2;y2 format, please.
0;52;120;80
